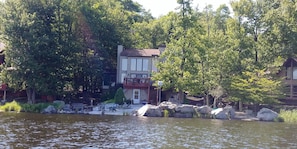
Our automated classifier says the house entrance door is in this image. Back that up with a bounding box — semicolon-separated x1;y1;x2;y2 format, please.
132;89;140;104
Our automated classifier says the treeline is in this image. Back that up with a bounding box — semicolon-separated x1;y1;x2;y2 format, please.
0;0;150;103
0;0;296;105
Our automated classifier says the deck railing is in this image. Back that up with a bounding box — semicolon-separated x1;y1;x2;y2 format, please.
123;78;151;88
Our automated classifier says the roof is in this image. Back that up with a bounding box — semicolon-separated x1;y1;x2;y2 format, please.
283;57;297;67
120;49;160;57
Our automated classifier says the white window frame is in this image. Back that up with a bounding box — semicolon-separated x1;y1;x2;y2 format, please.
293;67;297;80
137;59;142;71
121;58;127;71
143;59;148;71
131;58;136;71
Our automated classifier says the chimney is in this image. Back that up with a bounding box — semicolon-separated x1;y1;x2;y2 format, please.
117;45;124;83
158;44;166;54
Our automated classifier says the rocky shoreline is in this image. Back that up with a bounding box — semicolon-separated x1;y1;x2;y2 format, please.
40;100;280;122
136;101;280;122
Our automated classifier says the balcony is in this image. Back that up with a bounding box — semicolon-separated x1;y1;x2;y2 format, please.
123;78;151;89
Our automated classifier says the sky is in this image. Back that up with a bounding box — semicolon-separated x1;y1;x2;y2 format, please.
134;0;231;18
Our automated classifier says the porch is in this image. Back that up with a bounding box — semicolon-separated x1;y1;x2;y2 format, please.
123;78;151;89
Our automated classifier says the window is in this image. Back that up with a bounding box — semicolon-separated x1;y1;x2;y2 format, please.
287;67;292;80
137;59;142;71
143;59;148;71
133;89;140;100
131;58;136;71
121;59;127;71
152;58;158;72
293;67;297;80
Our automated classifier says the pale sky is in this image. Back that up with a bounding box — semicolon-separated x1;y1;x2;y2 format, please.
134;0;231;17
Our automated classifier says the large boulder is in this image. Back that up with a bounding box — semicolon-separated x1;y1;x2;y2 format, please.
137;104;162;117
211;106;235;119
53;100;65;107
42;105;57;114
256;108;278;121
174;112;193;118
174;104;196;118
175;104;195;113
159;101;178;110
197;105;212;115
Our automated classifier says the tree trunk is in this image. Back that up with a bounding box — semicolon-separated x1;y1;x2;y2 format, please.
205;94;209;106
178;89;184;103
213;98;217;109
238;101;243;112
26;88;36;104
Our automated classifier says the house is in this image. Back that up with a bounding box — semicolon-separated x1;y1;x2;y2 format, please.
116;45;165;104
279;57;297;104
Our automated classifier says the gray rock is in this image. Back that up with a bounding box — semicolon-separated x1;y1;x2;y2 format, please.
137;104;162;117
174;112;193;118
256;108;278;121
42;105;57;114
211;106;235;119
197;105;212;114
63;104;72;111
175;104;195;113
144;105;162;117
159;101;178;110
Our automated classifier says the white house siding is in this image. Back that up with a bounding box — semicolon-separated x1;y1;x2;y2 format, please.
123;88;148;104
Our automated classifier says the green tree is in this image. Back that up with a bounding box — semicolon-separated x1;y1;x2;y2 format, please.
230;69;283;104
153;0;205;103
114;87;126;105
0;0;80;103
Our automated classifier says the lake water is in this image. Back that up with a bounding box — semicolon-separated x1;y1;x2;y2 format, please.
0;112;296;149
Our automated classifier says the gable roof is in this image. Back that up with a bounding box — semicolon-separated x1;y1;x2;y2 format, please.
120;49;160;57
283;57;297;67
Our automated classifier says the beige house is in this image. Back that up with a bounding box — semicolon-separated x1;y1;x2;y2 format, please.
116;45;165;104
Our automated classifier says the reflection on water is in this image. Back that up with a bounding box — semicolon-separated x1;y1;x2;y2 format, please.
0;112;297;148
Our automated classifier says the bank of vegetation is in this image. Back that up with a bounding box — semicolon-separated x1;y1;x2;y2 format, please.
0;101;63;113
279;110;297;123
0;0;295;109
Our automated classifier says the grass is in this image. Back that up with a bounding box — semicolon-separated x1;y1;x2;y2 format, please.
103;99;116;104
278;109;297;123
0;100;22;113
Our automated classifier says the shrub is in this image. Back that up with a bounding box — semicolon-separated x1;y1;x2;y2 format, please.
104;99;116;104
20;102;59;113
279;109;297;123
163;109;169;117
114;87;126;105
0;100;22;113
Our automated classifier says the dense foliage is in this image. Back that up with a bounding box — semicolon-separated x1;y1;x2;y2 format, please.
0;0;296;106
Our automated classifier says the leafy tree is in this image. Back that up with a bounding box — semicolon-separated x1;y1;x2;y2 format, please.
114;87;126;105
230;69;283;104
153;0;206;103
0;0;80;103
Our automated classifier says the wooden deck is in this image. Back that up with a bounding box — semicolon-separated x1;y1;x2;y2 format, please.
123;78;151;89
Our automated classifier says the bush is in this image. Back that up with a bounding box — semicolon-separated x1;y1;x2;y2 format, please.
163;109;169;117
278;109;297;123
114;87;126;105
0;100;21;113
20;102;60;113
104;99;116;104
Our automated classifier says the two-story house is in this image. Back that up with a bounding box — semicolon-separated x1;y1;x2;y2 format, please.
116;45;165;104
